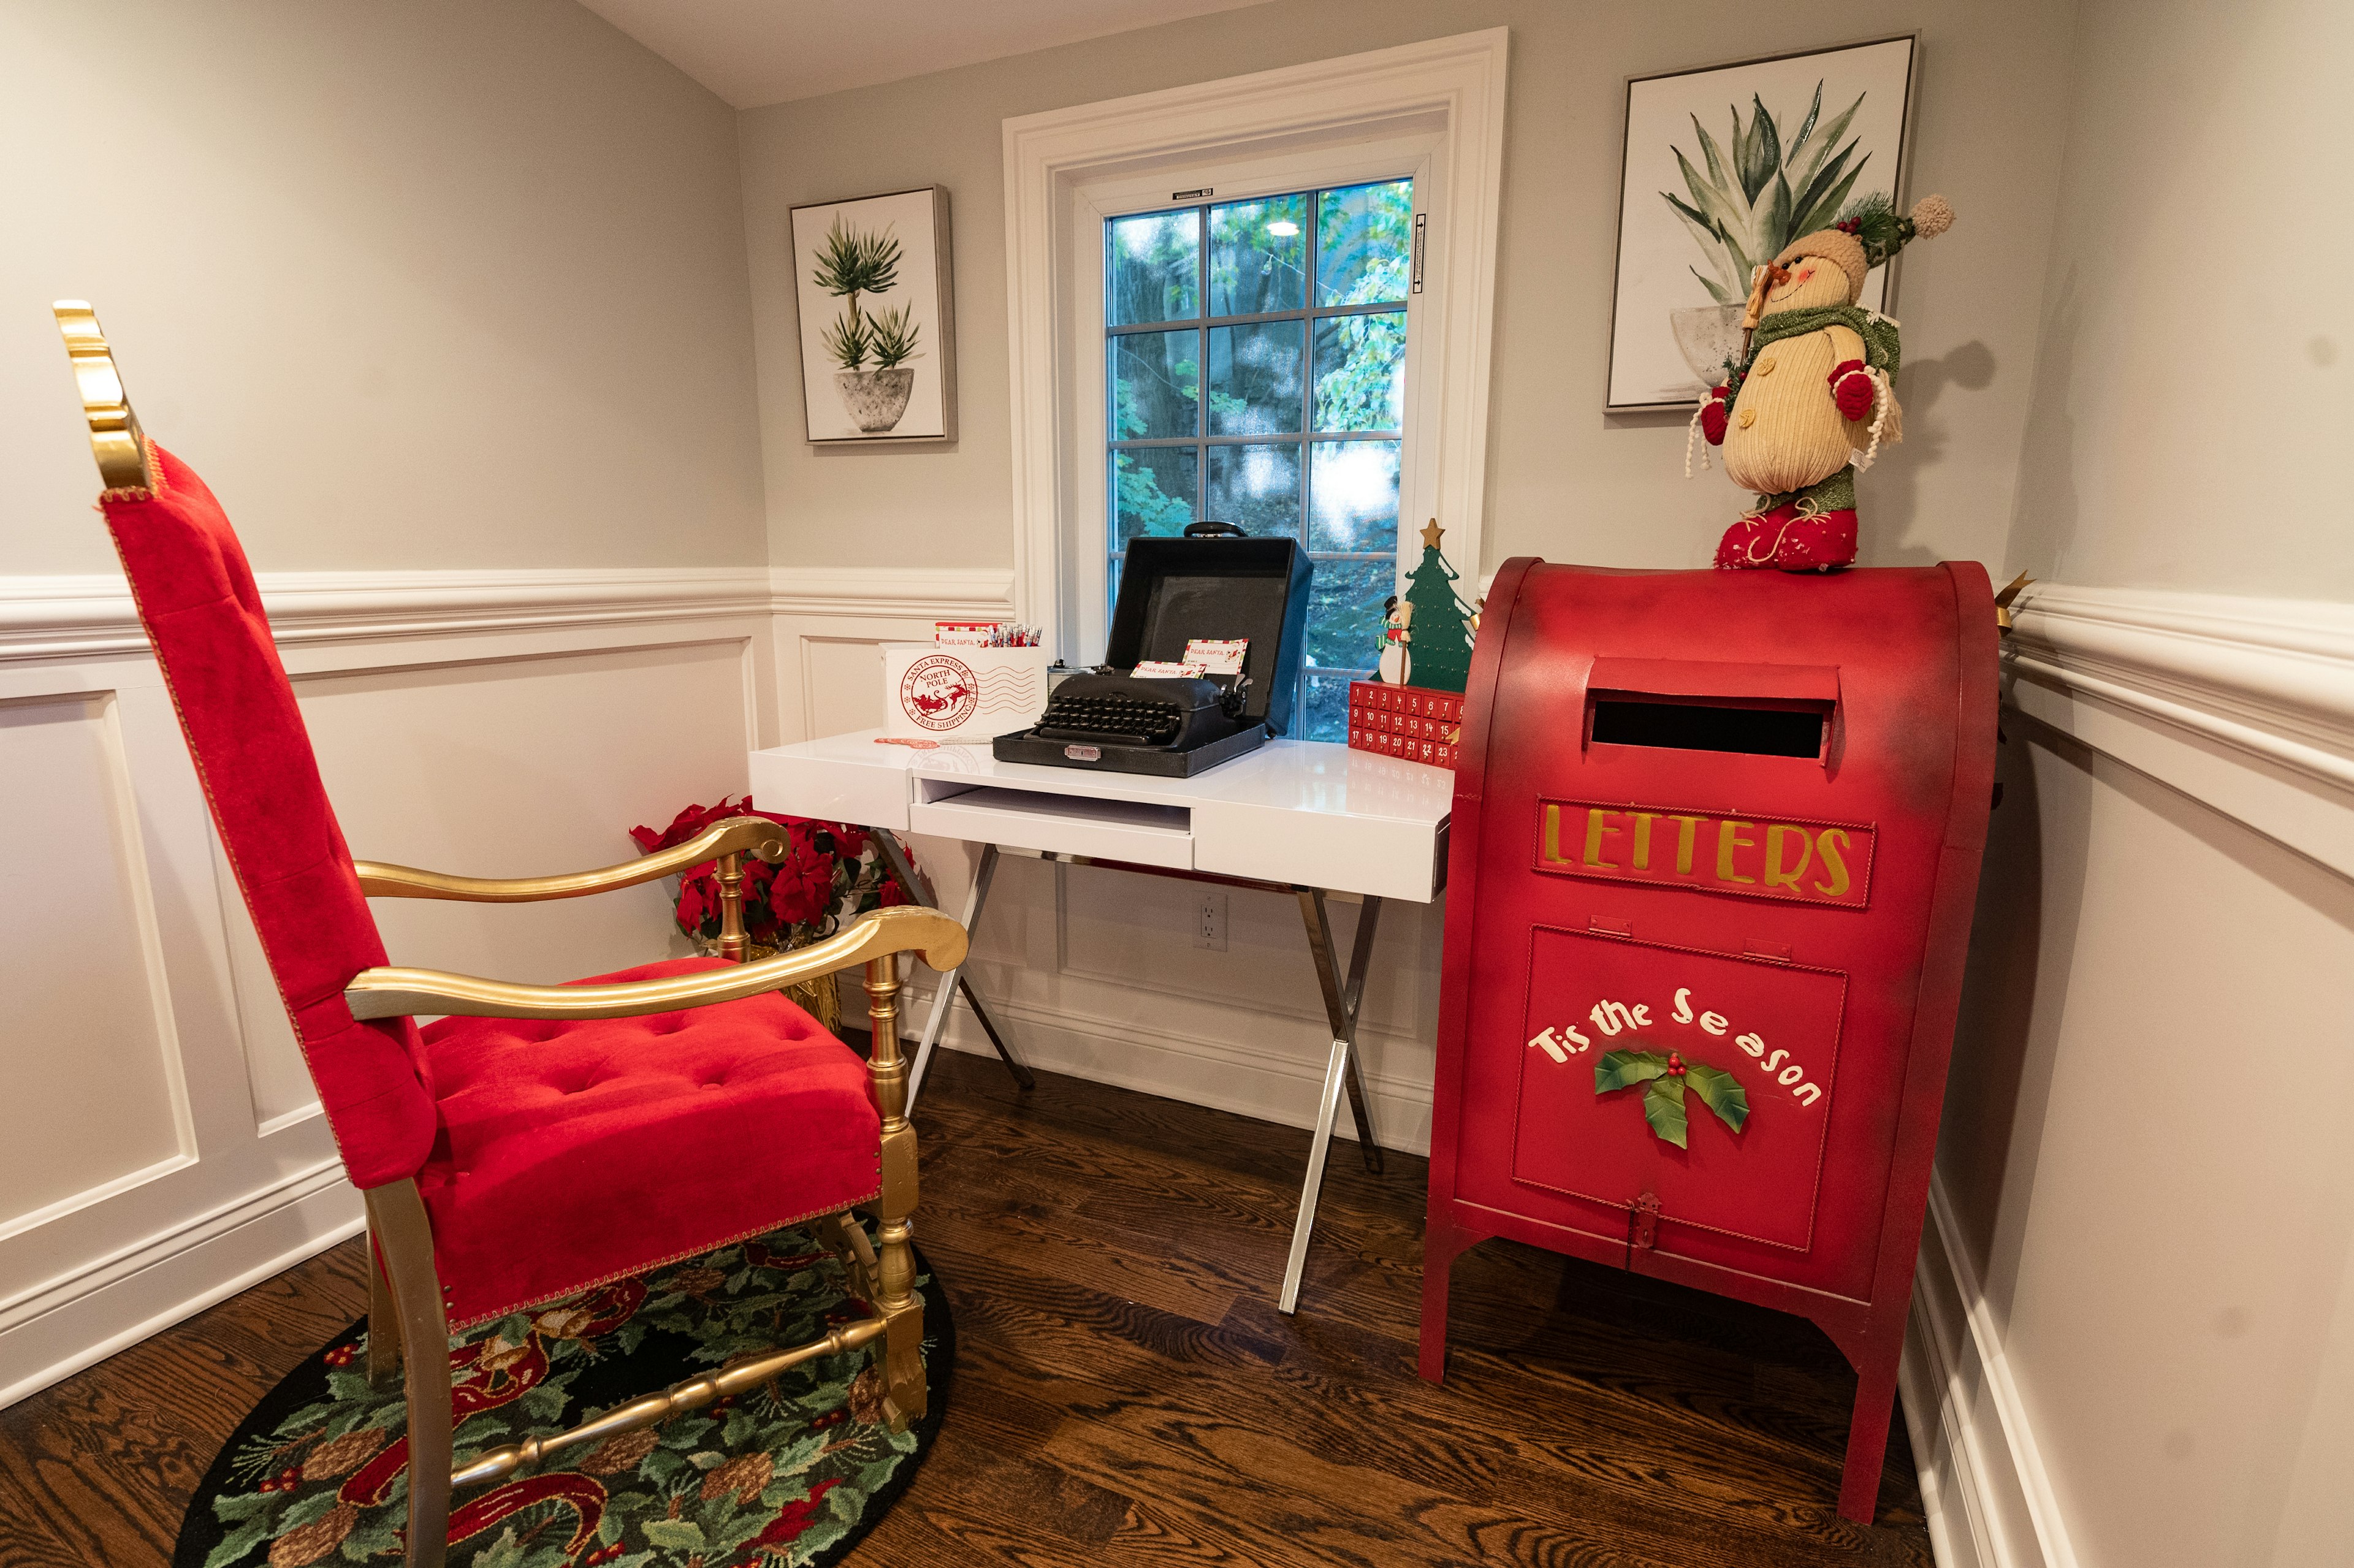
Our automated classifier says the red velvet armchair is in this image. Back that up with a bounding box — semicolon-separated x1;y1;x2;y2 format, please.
55;305;965;1568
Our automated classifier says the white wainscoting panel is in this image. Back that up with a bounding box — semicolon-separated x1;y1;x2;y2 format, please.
769;565;1013;748
17;555;2349;1568
1897;582;2354;1568
0;691;193;1233
0;568;775;1409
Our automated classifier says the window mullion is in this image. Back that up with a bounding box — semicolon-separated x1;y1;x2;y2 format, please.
1196;204;1209;527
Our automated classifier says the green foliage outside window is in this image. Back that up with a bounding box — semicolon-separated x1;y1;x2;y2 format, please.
1107;179;1415;740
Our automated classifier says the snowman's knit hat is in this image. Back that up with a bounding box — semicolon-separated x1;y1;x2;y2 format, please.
1773;194;1956;303
1773;228;1870;301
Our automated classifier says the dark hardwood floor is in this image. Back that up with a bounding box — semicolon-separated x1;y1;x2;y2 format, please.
0;1047;1930;1567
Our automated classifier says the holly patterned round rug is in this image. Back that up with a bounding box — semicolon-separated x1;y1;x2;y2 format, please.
174;1226;950;1568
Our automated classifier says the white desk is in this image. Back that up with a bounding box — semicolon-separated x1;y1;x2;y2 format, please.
747;729;1452;1311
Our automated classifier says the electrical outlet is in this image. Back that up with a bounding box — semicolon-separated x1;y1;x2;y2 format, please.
1196;889;1228;951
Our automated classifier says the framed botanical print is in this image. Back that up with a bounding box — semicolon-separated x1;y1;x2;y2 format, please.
790;186;958;441
1604;36;1918;411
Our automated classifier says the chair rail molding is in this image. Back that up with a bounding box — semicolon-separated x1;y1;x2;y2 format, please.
1002;29;1509;658
0;565;774;660
2005;582;2354;878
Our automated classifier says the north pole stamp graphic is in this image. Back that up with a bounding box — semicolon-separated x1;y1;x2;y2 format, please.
898;652;979;731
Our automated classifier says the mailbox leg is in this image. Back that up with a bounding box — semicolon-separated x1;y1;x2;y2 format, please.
1836;1342;1904;1523
876;835;1034;1109
1416;1219;1480;1383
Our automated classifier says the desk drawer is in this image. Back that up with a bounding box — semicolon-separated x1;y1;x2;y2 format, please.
907;782;1194;869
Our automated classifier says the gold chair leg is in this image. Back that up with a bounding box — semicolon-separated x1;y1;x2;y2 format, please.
364;1179;453;1568
365;1225;403;1393
862;953;926;1428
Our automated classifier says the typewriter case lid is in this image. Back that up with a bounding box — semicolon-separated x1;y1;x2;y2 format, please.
1110;525;1314;734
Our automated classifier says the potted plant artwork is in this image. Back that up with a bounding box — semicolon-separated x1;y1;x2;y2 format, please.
790;186;958;442
813;217;921;433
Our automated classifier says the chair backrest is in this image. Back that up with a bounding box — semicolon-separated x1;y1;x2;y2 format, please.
100;445;436;1189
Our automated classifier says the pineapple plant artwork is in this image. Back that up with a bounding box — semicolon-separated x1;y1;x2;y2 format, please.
813;215;921;433
1662;80;1881;389
1607;37;1916;410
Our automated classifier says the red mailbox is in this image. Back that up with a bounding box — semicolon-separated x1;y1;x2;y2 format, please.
1420;560;1997;1522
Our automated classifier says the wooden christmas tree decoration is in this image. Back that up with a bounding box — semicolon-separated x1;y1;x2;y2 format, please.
1400;519;1476;695
1347;521;1479;769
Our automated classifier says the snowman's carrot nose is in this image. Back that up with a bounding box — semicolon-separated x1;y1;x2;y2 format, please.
1740;262;1791;330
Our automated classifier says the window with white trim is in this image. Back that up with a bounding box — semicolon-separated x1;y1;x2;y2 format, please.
1105;179;1415;740
1006;31;1508;739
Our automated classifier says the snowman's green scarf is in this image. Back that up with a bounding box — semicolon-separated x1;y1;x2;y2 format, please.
1740;304;1902;380
1727;305;1903;516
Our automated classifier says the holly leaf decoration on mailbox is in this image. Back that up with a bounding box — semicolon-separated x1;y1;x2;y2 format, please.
1642;1077;1689;1146
1594;1050;1670;1091
1596;1049;1750;1149
1682;1063;1750;1132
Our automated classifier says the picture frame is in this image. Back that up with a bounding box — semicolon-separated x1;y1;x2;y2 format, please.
1603;35;1918;412
789;185;958;442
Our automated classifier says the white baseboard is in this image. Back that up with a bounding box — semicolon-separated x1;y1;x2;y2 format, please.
905;979;1435;1156
0;1162;363;1409
1899;1173;2080;1568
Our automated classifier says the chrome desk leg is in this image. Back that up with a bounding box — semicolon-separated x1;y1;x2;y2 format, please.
869;832;1032;1107
1300;889;1385;1173
1279;889;1385;1314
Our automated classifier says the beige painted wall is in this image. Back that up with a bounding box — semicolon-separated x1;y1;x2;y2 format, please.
0;0;766;576
741;0;2079;577
2003;0;2354;601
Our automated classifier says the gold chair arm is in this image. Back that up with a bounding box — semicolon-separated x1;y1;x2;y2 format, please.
345;905;967;1022
354;815;788;903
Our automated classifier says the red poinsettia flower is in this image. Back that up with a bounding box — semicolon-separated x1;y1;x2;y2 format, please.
766;828;837;930
630;798;733;855
631;797;913;942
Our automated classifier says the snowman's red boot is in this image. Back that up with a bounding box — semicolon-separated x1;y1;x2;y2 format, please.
1772;507;1857;572
1714;504;1799;570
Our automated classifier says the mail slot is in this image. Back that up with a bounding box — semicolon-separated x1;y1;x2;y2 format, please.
1419;559;1997;1523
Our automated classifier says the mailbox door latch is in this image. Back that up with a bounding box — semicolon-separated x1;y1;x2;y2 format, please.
1626;1191;1662;1267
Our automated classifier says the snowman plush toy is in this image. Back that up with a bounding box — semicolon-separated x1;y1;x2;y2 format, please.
1692;194;1954;571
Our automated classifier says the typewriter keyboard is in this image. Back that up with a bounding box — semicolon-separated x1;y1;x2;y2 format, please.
1035;690;1184;747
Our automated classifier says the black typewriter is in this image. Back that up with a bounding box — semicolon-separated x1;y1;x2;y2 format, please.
1034;672;1252;750
993;522;1313;778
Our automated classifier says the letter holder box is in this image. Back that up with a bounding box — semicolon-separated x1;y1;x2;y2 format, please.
1420;560;1997;1522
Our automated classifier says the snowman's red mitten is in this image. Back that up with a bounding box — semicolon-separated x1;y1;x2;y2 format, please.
1829;360;1874;422
1700;385;1731;445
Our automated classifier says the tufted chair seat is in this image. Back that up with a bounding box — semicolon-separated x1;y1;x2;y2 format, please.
416;957;881;1328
